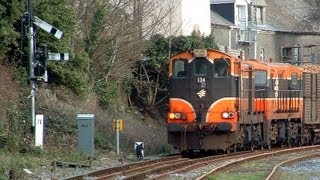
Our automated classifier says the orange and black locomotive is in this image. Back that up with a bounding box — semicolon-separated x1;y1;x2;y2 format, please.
167;49;320;153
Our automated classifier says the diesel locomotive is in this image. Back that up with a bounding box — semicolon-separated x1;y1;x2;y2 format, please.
167;49;320;153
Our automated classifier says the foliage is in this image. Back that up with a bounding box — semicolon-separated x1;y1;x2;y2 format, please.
0;1;24;61
33;0;75;52
0;0;219;157
0;0;88;97
0;154;34;179
0;149;88;179
32;0;91;96
5;104;23;152
84;2;111;56
95;132;114;149
145;35;170;69
209;174;264;180
48;52;90;96
95;81;120;109
131;34;219;111
170;33;219;54
150;144;174;155
45;112;77;135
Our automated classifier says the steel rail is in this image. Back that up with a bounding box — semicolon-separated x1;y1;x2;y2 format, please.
195;145;320;180
265;153;320;180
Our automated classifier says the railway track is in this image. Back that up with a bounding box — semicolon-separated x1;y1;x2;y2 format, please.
65;145;320;179
65;152;252;179
265;152;320;180
196;145;320;180
64;155;182;179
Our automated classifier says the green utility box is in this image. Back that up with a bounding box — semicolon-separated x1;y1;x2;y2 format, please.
77;114;94;157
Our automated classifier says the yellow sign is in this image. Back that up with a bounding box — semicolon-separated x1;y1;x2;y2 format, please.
113;119;123;131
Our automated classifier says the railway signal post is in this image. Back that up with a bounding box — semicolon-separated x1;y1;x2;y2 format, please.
26;0;68;146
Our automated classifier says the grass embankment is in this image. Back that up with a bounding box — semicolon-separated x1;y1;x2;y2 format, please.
0;148;87;179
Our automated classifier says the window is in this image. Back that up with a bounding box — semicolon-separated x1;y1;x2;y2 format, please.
173;59;187;77
254;6;264;24
260;48;265;61
194;58;209;76
236;5;246;28
255;70;267;85
291;72;298;86
213;58;230;78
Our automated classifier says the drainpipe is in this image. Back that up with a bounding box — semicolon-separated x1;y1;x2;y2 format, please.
228;27;232;50
254;33;257;59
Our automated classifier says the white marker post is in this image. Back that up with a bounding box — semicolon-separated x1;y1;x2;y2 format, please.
35;114;44;148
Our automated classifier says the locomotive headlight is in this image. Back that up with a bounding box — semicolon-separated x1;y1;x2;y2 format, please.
174;113;181;119
228;112;234;118
169;113;175;119
222;112;229;118
222;112;235;119
169;112;186;120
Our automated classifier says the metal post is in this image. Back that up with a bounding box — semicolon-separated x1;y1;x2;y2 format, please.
27;0;36;131
116;120;120;155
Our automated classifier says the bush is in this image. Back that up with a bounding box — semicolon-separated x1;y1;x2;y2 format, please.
95;81;120;109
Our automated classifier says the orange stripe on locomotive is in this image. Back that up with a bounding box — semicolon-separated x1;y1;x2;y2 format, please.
240;60;304;121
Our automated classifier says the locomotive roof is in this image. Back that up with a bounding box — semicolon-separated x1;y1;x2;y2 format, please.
243;59;303;71
170;49;238;61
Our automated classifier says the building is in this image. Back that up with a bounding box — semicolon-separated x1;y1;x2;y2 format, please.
151;0;211;36
210;0;320;64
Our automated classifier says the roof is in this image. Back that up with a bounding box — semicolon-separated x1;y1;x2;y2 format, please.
210;0;235;4
252;0;266;6
210;0;251;4
210;11;236;27
266;0;320;33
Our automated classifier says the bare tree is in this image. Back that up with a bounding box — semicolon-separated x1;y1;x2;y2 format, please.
69;0;178;85
68;0;182;111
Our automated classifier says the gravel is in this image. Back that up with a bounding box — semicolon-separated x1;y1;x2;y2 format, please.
280;158;320;173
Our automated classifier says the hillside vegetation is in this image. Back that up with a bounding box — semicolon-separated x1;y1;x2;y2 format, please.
0;1;218;177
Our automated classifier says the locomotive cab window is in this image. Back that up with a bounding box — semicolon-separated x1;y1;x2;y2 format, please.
213;58;230;78
255;70;267;85
290;72;301;89
173;59;188;77
291;72;298;86
194;57;209;76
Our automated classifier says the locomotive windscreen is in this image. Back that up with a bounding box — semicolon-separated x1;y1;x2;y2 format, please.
213;58;230;78
173;59;188;77
194;58;209;76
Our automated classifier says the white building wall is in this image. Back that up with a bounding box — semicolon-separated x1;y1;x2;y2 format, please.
150;0;211;37
180;0;211;36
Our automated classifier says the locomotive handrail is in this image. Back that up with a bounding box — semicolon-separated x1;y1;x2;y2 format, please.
241;88;266;91
276;89;302;92
241;89;302;92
